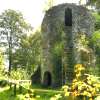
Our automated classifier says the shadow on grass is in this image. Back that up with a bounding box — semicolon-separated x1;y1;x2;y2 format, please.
31;83;61;90
0;86;28;100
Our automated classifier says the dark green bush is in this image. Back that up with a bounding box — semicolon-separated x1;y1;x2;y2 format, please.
0;80;8;87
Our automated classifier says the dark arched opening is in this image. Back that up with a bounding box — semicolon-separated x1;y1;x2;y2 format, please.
43;71;52;87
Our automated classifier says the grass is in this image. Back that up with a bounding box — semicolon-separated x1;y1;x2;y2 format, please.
0;84;62;100
0;86;20;100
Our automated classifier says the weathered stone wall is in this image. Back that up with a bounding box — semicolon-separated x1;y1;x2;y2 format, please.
41;3;94;87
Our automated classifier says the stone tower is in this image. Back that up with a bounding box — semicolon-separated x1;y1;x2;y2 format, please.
41;3;94;87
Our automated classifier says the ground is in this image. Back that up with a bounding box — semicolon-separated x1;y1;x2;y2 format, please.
0;84;62;100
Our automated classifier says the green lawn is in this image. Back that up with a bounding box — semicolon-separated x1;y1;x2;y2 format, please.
0;84;62;100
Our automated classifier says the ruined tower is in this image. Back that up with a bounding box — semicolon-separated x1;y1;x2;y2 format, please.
41;3;94;87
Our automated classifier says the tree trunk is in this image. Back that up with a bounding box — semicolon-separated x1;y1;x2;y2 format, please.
8;34;12;72
8;49;12;72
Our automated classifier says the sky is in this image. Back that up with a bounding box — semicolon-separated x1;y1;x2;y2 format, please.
0;0;86;30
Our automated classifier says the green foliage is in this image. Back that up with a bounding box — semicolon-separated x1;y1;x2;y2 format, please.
92;31;100;48
93;13;100;31
91;30;100;74
91;13;100;76
12;30;41;73
71;64;100;99
50;94;62;100
0;51;4;71
0;50;5;79
0;80;8;87
75;33;93;67
75;34;89;52
51;42;63;83
87;0;100;14
0;9;32;48
9;68;30;80
0;9;32;71
43;0;56;11
51;64;100;100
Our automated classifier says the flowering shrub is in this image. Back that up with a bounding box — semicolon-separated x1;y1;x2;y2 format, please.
71;64;100;100
51;64;100;100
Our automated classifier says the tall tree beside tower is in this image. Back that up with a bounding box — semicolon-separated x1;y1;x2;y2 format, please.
0;9;32;72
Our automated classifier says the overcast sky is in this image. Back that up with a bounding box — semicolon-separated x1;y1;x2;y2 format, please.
0;0;86;30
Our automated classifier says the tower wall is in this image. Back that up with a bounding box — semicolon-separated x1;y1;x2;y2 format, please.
41;3;94;87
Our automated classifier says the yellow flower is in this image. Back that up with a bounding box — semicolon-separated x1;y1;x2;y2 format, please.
73;79;77;83
87;93;92;97
83;91;88;96
65;92;70;96
75;64;83;69
55;94;62;99
50;97;56;100
62;85;69;89
72;90;78;96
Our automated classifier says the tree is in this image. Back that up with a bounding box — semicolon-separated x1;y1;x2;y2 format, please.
89;13;100;76
43;0;56;11
0;9;32;72
12;30;41;73
91;31;100;71
0;50;5;78
92;13;100;31
86;0;100;14
11;34;29;69
27;31;41;71
0;50;4;71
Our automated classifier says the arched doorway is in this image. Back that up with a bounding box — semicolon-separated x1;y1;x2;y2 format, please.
43;71;52;87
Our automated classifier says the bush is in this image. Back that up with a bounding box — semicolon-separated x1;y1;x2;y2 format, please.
51;64;100;100
0;80;8;87
10;68;30;80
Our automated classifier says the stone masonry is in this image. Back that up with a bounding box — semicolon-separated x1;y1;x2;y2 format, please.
40;3;94;87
